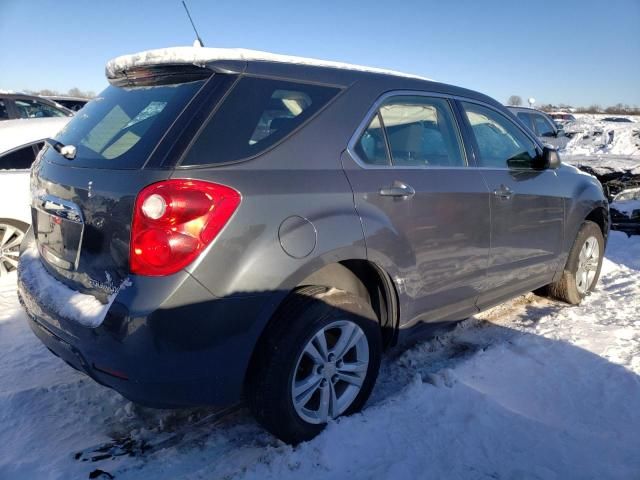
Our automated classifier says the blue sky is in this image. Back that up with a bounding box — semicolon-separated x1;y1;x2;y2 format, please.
1;0;638;106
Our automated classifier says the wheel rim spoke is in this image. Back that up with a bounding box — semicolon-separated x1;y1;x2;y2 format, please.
293;374;323;408
3;256;18;268
0;226;15;248
318;381;338;422
303;341;325;365
338;360;367;374
3;233;24;250
332;323;363;361
336;371;364;387
312;330;329;362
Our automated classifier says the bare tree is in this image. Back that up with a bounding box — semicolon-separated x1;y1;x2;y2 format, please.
67;87;94;98
507;95;523;106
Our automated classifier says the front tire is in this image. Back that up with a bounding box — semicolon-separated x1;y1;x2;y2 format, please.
548;220;604;304
246;286;382;444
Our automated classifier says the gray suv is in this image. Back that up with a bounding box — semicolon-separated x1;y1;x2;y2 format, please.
18;48;609;444
508;106;570;150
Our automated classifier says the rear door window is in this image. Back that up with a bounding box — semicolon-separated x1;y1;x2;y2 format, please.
48;80;206;169
379;96;465;167
354;95;465;168
462;102;538;169
182;77;340;166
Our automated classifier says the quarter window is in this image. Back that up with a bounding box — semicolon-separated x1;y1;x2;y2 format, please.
183;77;340;166
462;102;538;169
355;96;465;167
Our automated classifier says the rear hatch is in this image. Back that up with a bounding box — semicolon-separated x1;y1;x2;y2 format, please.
30;67;221;302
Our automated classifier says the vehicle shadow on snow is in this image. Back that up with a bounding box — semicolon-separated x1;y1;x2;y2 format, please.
42;289;639;480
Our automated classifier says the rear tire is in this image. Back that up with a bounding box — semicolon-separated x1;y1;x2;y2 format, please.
0;220;28;279
547;220;604;305
246;286;382;444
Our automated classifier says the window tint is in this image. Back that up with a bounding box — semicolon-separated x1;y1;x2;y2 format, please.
0;100;8;120
355;113;390;165
516;112;533;130
377;96;464;167
0;142;42;169
462;102;538;169
532;114;555;137
14;99;68;118
183;77;340;166
50;81;205;169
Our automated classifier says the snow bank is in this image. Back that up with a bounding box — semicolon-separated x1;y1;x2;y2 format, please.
105;46;432;81
1;233;639;479
563;114;640;158
242;339;640;480
17;246;126;328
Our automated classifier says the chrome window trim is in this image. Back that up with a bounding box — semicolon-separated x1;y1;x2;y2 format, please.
346;90;471;170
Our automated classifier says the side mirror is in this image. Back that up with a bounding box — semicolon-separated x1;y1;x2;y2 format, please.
542;146;561;169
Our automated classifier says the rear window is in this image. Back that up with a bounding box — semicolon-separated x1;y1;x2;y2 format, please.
48;80;205;169
182;77;340;166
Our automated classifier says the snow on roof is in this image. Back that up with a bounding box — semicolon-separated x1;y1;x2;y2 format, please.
105;46;432;82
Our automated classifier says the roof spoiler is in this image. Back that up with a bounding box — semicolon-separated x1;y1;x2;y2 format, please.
105;61;246;87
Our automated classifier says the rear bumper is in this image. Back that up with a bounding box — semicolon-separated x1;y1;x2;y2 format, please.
18;250;276;408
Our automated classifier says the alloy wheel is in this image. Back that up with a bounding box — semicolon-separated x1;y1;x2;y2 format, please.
0;223;24;278
576;235;600;295
291;320;369;424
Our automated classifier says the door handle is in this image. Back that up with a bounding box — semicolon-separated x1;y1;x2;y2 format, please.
492;185;513;200
379;182;415;198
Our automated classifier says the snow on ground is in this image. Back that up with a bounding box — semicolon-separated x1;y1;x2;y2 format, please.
562;114;640;159
1;232;639;480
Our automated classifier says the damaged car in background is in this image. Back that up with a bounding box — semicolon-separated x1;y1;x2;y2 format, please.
569;156;640;235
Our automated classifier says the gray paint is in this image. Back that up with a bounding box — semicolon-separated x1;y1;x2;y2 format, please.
18;59;609;407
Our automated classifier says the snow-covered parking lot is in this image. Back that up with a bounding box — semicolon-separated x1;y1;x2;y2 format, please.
1;231;639;480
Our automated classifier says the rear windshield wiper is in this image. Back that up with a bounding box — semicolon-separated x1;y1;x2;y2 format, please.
44;138;77;160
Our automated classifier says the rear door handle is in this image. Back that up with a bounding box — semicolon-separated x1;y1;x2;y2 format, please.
492;185;513;200
379;182;415;198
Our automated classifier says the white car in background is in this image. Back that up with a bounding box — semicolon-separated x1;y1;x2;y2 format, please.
0;116;71;278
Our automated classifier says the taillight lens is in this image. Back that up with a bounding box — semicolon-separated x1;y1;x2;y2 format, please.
130;179;241;276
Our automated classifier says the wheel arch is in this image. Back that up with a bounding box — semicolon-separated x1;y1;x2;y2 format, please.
243;258;400;393
585;206;610;240
297;260;399;349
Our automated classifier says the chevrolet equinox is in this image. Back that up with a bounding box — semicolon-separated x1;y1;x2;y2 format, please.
18;47;609;444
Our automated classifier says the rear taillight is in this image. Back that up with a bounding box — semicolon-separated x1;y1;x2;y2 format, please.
130;179;241;276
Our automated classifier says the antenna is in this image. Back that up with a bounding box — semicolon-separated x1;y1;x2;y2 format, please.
182;1;205;47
